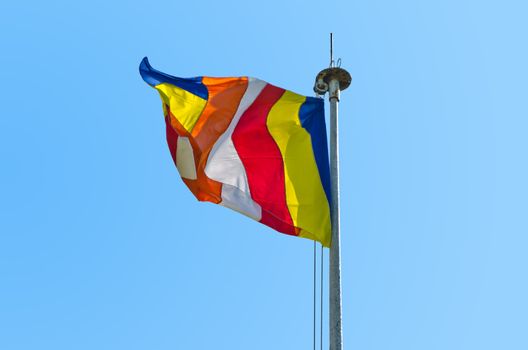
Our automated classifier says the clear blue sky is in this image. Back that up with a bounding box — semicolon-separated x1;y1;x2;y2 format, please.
1;1;527;349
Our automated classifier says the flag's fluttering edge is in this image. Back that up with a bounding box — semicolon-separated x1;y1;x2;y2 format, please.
139;57;331;247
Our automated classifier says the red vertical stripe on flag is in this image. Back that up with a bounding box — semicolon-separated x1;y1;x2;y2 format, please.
232;84;298;236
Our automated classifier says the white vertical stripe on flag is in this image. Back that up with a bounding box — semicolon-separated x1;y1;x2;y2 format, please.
205;78;266;220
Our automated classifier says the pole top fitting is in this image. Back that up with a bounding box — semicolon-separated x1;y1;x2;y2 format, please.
313;67;352;95
313;33;352;96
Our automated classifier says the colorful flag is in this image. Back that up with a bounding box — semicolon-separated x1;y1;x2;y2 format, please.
139;57;331;246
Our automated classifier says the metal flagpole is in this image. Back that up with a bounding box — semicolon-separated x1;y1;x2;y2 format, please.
314;33;351;350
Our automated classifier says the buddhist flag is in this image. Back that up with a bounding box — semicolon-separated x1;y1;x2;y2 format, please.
139;57;331;247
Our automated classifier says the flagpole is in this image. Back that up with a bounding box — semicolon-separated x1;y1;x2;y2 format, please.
314;33;351;350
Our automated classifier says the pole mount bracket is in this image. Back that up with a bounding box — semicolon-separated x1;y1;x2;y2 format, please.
313;67;352;95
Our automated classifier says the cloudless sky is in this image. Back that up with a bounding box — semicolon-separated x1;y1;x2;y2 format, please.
1;1;527;349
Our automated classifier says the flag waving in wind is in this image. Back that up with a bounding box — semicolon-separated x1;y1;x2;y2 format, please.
139;57;331;247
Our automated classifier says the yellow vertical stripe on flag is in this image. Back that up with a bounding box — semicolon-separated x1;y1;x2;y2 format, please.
266;91;331;247
155;83;207;133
